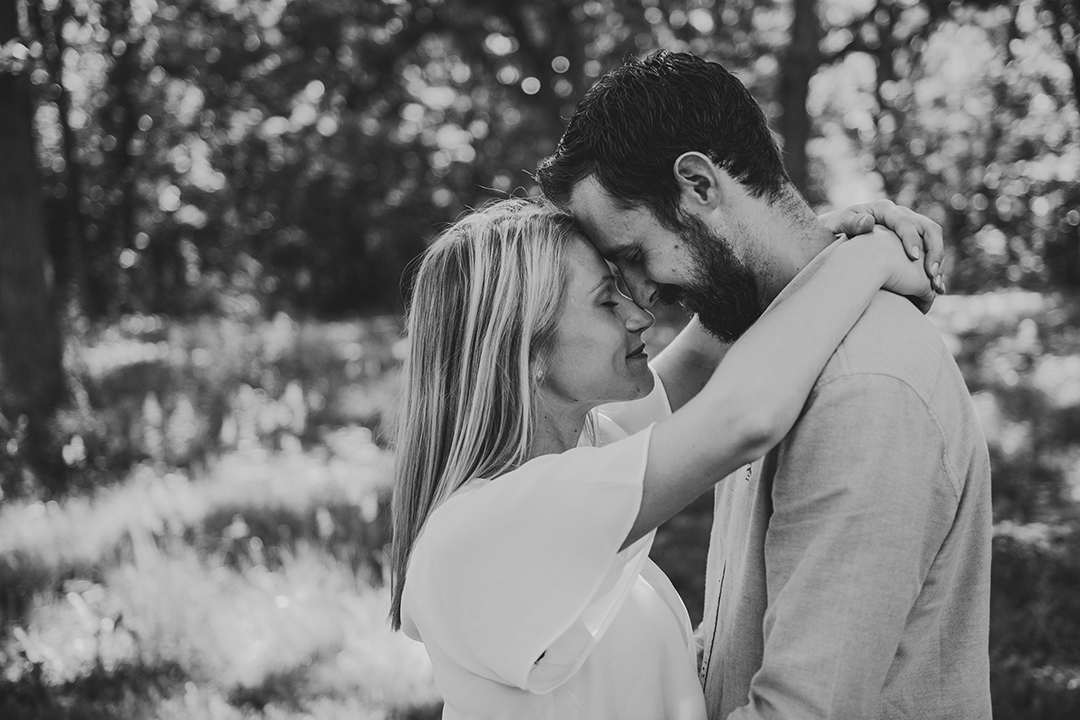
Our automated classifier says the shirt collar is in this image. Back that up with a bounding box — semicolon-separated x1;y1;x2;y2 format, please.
763;238;843;315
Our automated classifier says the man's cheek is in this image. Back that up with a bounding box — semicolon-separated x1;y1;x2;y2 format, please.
657;283;682;305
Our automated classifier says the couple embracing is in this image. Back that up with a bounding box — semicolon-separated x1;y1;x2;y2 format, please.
389;52;992;720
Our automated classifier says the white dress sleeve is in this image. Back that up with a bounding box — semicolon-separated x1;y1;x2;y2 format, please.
405;425;657;694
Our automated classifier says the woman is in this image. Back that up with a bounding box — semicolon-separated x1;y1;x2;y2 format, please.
390;198;941;719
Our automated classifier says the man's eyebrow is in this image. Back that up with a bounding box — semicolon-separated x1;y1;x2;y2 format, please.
589;236;628;259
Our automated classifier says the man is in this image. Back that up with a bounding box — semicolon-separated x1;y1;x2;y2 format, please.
537;51;991;719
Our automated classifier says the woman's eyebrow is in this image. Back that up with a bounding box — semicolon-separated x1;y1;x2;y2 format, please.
589;274;616;294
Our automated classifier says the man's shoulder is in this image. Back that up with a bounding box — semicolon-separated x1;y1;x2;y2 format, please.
818;291;954;401
797;292;990;498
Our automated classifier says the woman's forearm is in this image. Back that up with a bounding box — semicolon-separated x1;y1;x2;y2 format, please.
623;239;890;548
697;239;890;453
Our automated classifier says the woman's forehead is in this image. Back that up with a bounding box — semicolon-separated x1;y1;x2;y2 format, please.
565;233;610;283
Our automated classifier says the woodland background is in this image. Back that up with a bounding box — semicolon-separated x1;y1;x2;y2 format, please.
0;0;1078;718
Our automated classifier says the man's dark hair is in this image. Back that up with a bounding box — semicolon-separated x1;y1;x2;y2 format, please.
537;51;790;230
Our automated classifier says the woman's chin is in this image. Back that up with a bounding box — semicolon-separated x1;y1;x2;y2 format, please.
619;372;655;403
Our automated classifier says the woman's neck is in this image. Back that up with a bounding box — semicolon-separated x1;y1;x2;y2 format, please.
528;396;593;459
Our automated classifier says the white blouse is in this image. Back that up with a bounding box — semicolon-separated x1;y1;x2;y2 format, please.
401;375;707;719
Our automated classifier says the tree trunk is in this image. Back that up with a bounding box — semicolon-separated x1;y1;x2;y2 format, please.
0;0;67;495
778;0;822;201
28;0;88;315
100;0;140;316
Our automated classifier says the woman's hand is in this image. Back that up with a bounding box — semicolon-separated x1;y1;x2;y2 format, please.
843;225;937;311
819;200;945;298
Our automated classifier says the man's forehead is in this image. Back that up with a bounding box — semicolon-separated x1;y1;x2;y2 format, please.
568;175;622;221
567;179;641;255
571;218;632;260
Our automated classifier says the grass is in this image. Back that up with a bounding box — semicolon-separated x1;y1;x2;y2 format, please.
0;432;440;719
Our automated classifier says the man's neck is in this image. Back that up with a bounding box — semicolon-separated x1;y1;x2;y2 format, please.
749;196;836;309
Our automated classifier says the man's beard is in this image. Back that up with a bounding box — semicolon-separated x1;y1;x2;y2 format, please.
661;213;761;343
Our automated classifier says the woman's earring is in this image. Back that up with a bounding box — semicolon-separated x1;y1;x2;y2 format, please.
535;368;544;383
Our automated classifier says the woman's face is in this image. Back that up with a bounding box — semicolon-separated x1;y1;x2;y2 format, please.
539;234;656;410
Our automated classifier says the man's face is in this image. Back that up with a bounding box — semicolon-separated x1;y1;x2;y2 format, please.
567;176;762;342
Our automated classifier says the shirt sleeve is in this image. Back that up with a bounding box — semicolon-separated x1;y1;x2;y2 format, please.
729;374;959;720
409;425;657;693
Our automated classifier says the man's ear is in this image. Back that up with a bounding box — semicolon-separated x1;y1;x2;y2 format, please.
673;152;722;210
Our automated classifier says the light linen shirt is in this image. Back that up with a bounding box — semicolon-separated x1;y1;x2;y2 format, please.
700;242;993;720
402;376;707;720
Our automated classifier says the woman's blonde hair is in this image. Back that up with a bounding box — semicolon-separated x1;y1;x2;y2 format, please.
389;198;581;629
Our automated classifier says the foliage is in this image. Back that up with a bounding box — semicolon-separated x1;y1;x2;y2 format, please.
0;429;441;720
990;524;1080;719
25;0;656;316
850;1;1080;292
17;0;1076;322
1;312;402;499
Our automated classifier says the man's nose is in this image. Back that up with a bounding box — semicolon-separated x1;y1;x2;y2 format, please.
624;272;659;309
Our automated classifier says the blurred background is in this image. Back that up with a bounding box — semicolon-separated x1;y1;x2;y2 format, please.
0;0;1077;718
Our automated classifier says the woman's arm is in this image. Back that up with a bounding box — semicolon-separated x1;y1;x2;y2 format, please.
622;228;932;548
652;202;945;412
818;200;946;298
